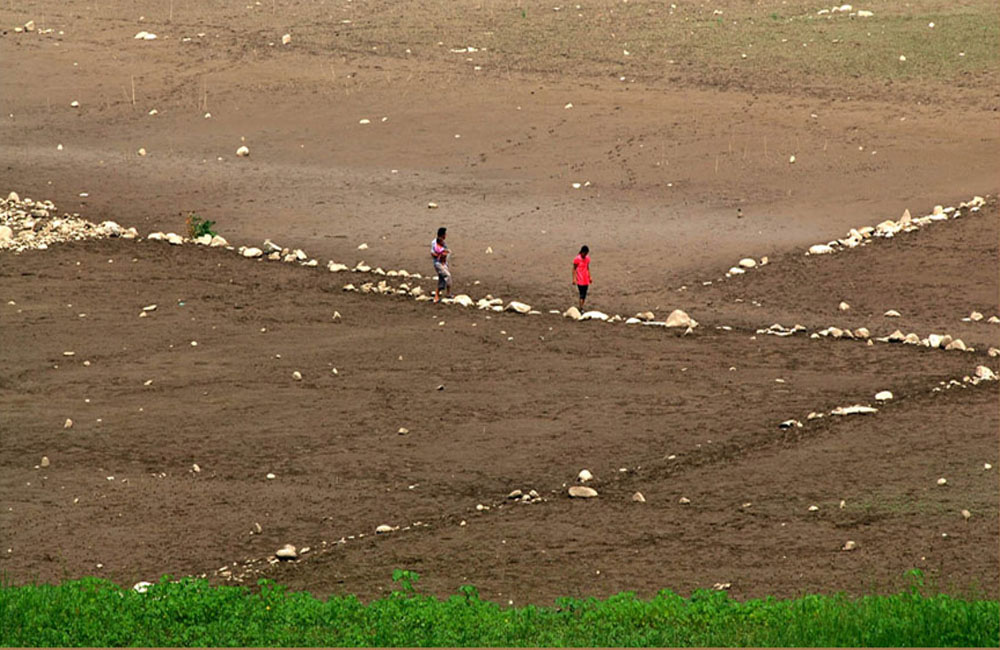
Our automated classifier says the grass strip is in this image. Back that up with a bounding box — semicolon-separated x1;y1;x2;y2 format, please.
1;572;997;646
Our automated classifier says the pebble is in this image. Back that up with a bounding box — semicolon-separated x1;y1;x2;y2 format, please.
236;145;250;157
875;390;893;401
292;371;302;381
568;485;598;498
842;540;857;551
64;418;73;429
838;301;850;311
40;456;50;468
375;524;393;534
398;427;409;435
884;309;901;317
577;469;593;482
192;463;201;473
961;509;971;520
808;505;818;511
937;477;947;486
281;33;291;45
266;472;276;480
631;491;646;503
678;497;691;505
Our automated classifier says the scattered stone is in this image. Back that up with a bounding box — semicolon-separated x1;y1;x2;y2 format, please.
505;301;532;314
577;469;593;483
375;524;394;534
944;339;967;352
275;544;298;560
64;418;73;429
884;309;901;317
838;301;850;311
936;477;947;486
242;247;263;258
165;233;184;245
40;456;50;468
266;472;276;480
192;463;201;473
568;485;598;498
397;427;409;435
874;390;893;401
969;311;984;322
842;540;857;551
808;244;834;255
961;509;971;520
632;491;646;503
738;258;757;269
678;497;691;505
281;33;291;45
292;371;302;381
236;145;250;157
562;306;582;320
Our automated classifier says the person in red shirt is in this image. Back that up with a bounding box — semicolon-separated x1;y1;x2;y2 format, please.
572;245;591;309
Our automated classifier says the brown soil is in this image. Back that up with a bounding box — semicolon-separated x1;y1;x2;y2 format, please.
1;0;998;604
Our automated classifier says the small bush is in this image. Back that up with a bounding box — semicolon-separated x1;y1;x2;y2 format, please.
185;213;216;239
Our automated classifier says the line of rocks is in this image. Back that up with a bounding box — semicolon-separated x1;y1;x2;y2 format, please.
1;192;138;252
779;364;998;429
806;196;987;257
756;321;996;357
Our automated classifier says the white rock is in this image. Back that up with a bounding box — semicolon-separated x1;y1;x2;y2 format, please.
70;101;80;108
975;366;997;381
568;485;598;498
808;505;819;512
137;147;147;157
808;244;834;255
788;155;796;164
632;492;646;503
505;301;532;314
134;31;157;40
927;334;945;348
875;391;893;401
944;339;967;351
209;235;229;247
194;234;212;245
842;540;857;551
830;405;878;416
397;427;409;435
266;472;276;480
40;456;50;468
133;581;154;593
937;477;947;486
577;469;593;482
727;267;745;276
281;33;291;45
357;243;368;250
452;294;474;308
328;261;350;272
969;311;984;322
884;309;901;317
165;233;184;245
857;9;873;16
64;418;73;429
275;544;298;559
665;309;697;328
24;20;36;32
738;258;757;269
0;226;13;242
375;524;394;534
580;310;609;321
562;306;582;320
678;497;691;505
236;145;250;157
242;247;263;258
292;371;302;381
838;301;850;311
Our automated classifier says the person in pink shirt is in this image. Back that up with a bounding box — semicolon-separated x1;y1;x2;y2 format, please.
572;245;591;309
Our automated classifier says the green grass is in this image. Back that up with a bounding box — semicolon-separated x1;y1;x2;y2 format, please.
1;572;997;646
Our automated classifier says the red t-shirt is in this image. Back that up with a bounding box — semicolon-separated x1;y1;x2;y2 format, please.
573;254;591;285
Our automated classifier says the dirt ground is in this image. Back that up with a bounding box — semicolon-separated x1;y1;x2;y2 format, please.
1;0;998;604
